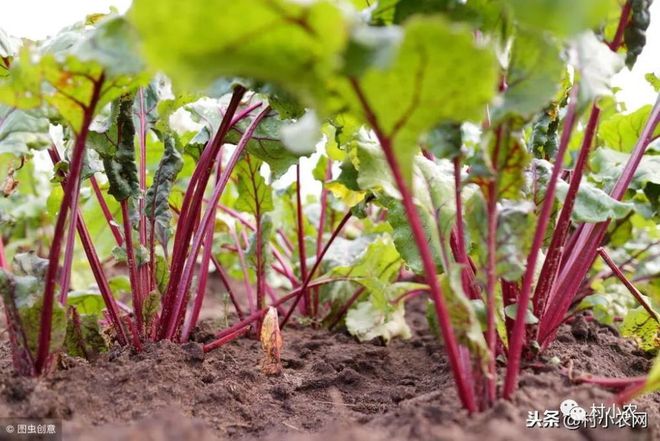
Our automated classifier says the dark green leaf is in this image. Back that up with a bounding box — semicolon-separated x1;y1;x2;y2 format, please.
144;135;183;249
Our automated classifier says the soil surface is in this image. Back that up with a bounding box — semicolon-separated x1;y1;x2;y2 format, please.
0;294;658;441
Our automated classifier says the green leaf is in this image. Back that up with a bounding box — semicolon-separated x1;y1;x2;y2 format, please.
66;290;106;315
142;290;161;329
0;105;51;156
380;157;460;274
0;253;66;363
130;0;348;107
491;127;531;200
493;31;563;121
466;193;536;281
421;122;462;160
504;303;538;324
144;135;183;249
329;236;402;291
530;103;560;159
64;309;107;359
591;148;660;193
99;94;140;202
0;16;146;131
108;275;131;295
343;16;496;182
225;110;311;179
555;179;633;223
372;0;504;30
246;214;274;275
599;105;660;153
507;0;612;38
235;155;274;215
154;254;170;295
355;135;400;198
620;306;660;352
426;266;490;370
342;25;403;77
346;300;411;343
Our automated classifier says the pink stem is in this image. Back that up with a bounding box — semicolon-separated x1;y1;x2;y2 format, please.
534;105;601;319
280;211;352;329
121;200;143;335
597;248;659;322
349;78;476;412
503;84;580;399
539;95;660;347
48;148;129;345
295;164;309;315
608;1;632;51
158;88;246;335
35;74;104;374
313;158;332;317
162;106;271;340
89;176;123;246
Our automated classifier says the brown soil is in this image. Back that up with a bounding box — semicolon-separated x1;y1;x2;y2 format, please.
0;297;658;441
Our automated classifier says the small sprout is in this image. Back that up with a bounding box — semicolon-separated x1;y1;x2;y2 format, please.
260;307;283;376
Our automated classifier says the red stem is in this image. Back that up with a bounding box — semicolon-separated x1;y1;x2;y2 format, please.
280;210;352;329
608;1;632;51
181;148;226;341
158;87;246;335
48;148;129;345
35;74;104;374
180;212;216;342
597;248;659;322
89;176;123;246
202;327;250;352
162;106;271;340
280;211;352;329
295;164;309;315
313;158;332;317
349;78;476;412
533;105;601;319
539;95;660;347
169;202;247;321
121;199;143;335
503;84;580;399
246;155;266;313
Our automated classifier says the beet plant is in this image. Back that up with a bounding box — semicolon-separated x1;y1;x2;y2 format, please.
0;0;658;414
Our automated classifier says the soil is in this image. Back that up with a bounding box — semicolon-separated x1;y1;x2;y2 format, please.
0;292;658;441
